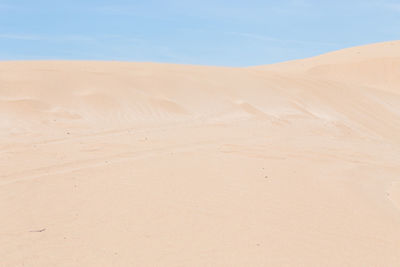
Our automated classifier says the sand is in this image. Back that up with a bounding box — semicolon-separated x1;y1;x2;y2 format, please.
1;41;400;266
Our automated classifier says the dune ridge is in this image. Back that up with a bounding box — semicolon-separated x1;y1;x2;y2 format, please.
1;41;400;266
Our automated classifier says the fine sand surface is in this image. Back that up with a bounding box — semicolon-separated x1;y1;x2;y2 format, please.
1;41;400;266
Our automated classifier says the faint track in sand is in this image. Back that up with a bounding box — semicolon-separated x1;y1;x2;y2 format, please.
0;114;237;155
0;139;220;187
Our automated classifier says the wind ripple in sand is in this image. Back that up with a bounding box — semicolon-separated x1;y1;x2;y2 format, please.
1;41;400;266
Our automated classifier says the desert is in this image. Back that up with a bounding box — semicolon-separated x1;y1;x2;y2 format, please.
1;41;400;266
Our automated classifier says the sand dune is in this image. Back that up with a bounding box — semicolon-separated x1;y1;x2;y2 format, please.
1;41;400;266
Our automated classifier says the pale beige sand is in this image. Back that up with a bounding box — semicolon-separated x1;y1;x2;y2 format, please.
1;41;400;266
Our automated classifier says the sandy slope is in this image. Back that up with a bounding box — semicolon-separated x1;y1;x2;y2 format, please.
1;41;400;266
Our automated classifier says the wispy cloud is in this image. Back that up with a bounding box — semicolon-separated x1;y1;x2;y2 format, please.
94;4;161;16
226;32;339;47
0;3;16;13
95;5;136;15
94;1;314;21
0;4;13;9
363;0;400;12
0;34;40;40
385;3;400;11
0;33;150;49
0;34;97;42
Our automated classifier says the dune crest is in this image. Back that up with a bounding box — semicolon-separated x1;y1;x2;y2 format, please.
1;41;400;266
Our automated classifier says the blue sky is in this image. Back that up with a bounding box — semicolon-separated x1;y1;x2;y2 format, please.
0;0;399;66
